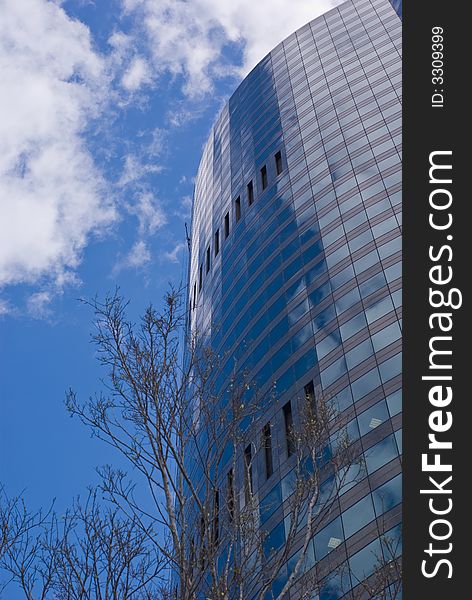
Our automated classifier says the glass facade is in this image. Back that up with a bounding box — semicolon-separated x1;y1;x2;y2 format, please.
388;0;402;19
186;0;401;597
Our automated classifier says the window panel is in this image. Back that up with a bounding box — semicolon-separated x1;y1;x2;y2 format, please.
351;367;381;401
372;474;402;516
313;515;343;560
385;261;402;283
321;355;347;388
334;385;354;412
349;537;382;582
378;353;401;384
345;338;374;369
292;322;313;350
319;567;352;600
313;304;336;333
372;321;401;352
358;399;390;436
335;287;361;315
360;272;387;298
308;281;331;307
330;265;356;291
348;229;374;253
395;428;402;454
293;348;317;380
326;245;350;268
372;215;398;238
366;295;394;324
317;329;341;360
263;520;286;557
386;389;402;417
342;494;375;538
365;434;398;474
340;312;367;341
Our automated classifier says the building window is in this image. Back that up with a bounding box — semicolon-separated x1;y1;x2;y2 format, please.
199;264;203;291
214;229;220;256
224;212;230;238
206;246;211;274
244;444;253;503
275;151;283;175
261;165;268;190
304;380;315;404
283;401;295;457
227;469;235;521
235;196;241;222
262;423;273;479
247;180;254;205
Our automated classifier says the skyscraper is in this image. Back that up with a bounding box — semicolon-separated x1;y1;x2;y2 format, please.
186;0;402;597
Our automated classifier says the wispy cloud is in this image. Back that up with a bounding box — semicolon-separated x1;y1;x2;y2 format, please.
163;242;187;264
0;298;14;318
26;290;53;320
112;239;151;275
174;194;193;221
121;56;153;91
147;128;168;158
126;192;167;236
118;155;164;187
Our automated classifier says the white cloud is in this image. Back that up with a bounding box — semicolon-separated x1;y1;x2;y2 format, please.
127;192;167;236
119;154;164;187
27;290;53;319
175;194;193;221
0;0;343;306
0;0;116;289
166;103;206;128
163;242;187;264
146;127;167;157
121;56;152;90
112;239;151;274
0;298;13;317
121;0;341;97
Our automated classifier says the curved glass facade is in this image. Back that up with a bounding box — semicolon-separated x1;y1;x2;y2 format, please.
186;0;401;597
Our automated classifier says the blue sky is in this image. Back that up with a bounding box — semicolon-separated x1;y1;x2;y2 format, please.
0;0;338;520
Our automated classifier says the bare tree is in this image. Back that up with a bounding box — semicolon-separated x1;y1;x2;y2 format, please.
63;289;377;600
2;288;400;599
0;486;52;597
349;526;402;600
0;487;163;600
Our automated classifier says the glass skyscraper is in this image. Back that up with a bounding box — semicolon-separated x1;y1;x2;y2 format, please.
185;0;401;597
